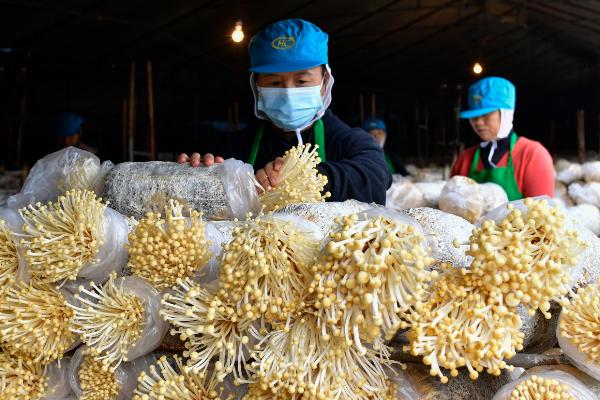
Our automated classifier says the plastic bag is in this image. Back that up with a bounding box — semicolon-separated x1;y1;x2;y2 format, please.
43;358;74;400
556;160;584;184
414;181;445;208
480;182;508;212
387;366;420;400
583;161;600;182
195;221;227;284
413;168;444;183
68;345;157;400
567;204;600;235
438;176;484;223
7;147;112;209
101;159;260;220
555;181;575;207
569;182;600;207
386;179;426;211
491;368;597;400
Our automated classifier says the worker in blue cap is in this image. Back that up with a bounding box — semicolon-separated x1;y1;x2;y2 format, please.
451;77;553;199
54;112;96;154
178;19;391;204
363;117;409;176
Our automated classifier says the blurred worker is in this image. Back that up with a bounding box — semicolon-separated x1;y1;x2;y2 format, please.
55;112;96;154
363;117;409;176
178;19;391;204
451;77;553;199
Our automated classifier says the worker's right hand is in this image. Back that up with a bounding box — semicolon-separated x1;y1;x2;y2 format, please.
177;153;224;167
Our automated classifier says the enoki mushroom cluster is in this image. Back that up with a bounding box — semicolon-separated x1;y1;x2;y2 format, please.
133;355;232;400
161;279;254;382
0;352;47;399
128;199;211;290
406;267;524;383
0;281;75;364
509;375;575;400
0;219;18;296
19;189;106;283
256;144;330;212
69;273;145;369
559;279;600;364
78;349;121;400
217;215;320;327
466;198;583;318
308;213;435;352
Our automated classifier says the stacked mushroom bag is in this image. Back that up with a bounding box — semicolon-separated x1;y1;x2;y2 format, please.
438;176;507;223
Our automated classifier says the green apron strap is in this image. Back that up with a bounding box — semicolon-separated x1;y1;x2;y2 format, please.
248;124;264;167
507;132;517;165
469;146;481;176
384;152;396;174
249;119;326;166
313;119;326;162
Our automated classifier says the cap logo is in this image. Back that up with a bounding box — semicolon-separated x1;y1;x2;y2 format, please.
472;94;483;105
271;36;295;50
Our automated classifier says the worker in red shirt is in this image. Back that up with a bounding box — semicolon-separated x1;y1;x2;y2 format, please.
451;77;554;200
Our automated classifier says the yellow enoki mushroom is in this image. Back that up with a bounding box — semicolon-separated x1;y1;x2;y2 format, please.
132;355;232;400
308;214;435;352
19;189;106;283
405;267;523;383
0;219;18;296
249;314;394;400
0;281;75;364
0;352;48;399
217;216;319;328
256;144;330;212
466;198;583;318
509;375;576;400
161;278;254;381
128;199;211;290
69;273;145;370
559;279;600;363
79;349;121;400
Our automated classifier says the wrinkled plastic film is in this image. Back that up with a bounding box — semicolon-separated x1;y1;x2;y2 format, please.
219;158;260;219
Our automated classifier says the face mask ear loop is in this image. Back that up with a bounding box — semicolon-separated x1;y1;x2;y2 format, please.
295;129;303;145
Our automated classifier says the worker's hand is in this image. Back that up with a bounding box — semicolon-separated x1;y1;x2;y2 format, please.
256;157;284;192
177;152;224;167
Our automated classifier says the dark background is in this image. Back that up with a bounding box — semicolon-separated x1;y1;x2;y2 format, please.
2;0;600;167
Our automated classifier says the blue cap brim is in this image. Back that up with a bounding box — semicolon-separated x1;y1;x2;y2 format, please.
459;107;499;119
249;60;324;73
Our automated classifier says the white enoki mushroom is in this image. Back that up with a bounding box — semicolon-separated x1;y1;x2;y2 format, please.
405;267;524;383
255;144;330;212
0;219;18;296
69;272;145;370
19;189;106;283
509;375;576;400
560;279;600;363
161;278;254;381
0;352;48;399
249;314;395;400
79;349;121;400
128;199;211;290
466;198;583;318
63;157;101;191
217;216;319;328
0;281;75;364
132;355;232;400
308;214;435;352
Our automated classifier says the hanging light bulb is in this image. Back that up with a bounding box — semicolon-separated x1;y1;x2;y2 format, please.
473;62;483;74
232;20;244;43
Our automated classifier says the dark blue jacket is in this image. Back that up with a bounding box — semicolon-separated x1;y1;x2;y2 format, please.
209;110;392;205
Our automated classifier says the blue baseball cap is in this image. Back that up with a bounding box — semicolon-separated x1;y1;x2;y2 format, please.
55;112;83;137
363;118;387;133
248;19;328;73
459;77;516;119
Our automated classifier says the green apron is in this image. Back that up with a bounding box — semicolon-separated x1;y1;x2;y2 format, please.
384;152;396;174
468;133;523;201
248;119;326;166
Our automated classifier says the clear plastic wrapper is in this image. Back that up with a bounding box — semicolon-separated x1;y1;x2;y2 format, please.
387;366;420;400
583;160;600;183
480;182;508;212
491;368;597;400
414;181;445;208
438;176;484;223
386;178;426;211
555;180;575;207
7;147;112;209
567;204;600;235
569;182;600;207
196;221;227;284
43;358;74;400
556;160;584;184
101;159;260;220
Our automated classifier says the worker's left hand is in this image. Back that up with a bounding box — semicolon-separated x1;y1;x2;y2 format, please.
256;157;284;192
